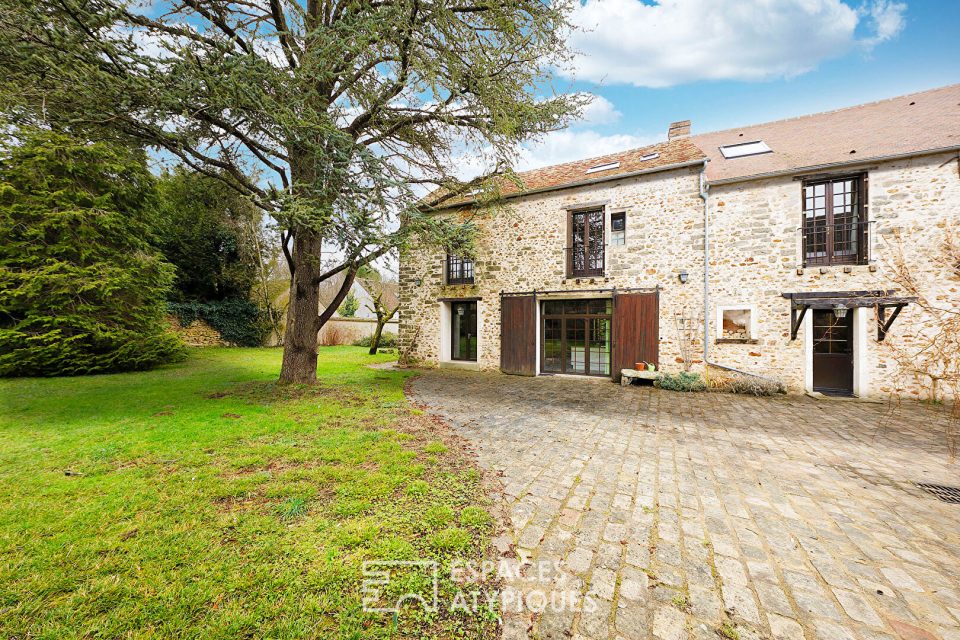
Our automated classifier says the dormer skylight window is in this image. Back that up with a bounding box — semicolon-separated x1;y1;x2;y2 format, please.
639;152;659;161
719;140;772;159
585;161;620;174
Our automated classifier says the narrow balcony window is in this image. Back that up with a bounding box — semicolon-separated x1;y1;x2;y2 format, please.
446;253;474;285
802;175;869;267
567;208;605;278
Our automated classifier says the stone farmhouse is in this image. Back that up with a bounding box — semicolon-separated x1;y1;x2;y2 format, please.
398;85;960;399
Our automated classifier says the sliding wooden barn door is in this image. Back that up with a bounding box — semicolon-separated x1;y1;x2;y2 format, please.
500;295;537;376
612;291;659;382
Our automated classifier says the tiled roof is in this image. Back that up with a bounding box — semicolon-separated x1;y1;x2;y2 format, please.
692;84;960;183
427;84;960;206
428;137;705;209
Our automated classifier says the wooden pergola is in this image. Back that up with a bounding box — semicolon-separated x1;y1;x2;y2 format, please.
782;290;917;341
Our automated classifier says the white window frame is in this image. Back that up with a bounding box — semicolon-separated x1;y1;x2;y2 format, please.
608;209;627;247
716;304;758;341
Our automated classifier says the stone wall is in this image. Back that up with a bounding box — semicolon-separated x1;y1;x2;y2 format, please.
167;315;229;347
399;164;706;372
400;152;959;400
707;152;960;399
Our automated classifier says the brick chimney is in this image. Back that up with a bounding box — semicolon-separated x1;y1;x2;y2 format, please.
667;120;691;140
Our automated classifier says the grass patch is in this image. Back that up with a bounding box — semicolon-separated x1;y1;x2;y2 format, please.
0;347;497;639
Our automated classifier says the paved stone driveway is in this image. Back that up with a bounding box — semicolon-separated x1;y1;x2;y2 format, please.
409;371;960;640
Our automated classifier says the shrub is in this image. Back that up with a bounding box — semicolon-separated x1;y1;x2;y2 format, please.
0;130;186;376
705;366;785;396
168;298;268;347
352;331;398;348
318;323;349;346
655;371;706;392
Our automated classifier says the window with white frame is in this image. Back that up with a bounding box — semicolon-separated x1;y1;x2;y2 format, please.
717;305;757;341
610;211;626;246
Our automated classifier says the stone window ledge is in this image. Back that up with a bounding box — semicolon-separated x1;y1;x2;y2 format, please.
716;338;759;345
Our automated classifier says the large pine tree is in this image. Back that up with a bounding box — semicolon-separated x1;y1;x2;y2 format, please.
0;130;185;376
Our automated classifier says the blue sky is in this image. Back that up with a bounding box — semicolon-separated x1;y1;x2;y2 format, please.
516;0;960;170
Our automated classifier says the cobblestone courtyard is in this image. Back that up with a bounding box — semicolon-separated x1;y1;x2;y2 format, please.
409;371;960;640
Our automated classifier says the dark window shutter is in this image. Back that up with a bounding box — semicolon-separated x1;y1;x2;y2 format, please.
612;291;659;381
500;295;537;376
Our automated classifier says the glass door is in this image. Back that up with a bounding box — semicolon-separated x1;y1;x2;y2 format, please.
540;299;612;376
451;301;477;361
566;318;587;374
542;318;563;373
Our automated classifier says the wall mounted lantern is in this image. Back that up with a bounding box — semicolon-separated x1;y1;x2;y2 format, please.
832;303;848;319
678;270;689;284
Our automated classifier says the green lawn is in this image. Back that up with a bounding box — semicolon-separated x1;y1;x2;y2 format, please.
0;347;498;639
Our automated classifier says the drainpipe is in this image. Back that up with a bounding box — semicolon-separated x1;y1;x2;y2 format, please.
698;161;783;385
699;163;710;364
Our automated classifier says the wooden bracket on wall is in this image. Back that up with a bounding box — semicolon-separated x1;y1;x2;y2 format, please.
876;304;906;341
789;304;808;341
782;290;915;342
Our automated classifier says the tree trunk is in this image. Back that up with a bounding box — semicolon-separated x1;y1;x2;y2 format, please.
279;229;323;384
369;320;385;355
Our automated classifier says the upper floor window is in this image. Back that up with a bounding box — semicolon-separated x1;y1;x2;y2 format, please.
567;208;604;278
802;175;869;267
446;253;474;285
610;211;626;246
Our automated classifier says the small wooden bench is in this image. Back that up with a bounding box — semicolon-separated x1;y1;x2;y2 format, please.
620;368;659;387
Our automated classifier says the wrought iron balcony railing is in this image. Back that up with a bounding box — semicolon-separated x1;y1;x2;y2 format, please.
565;246;605;278
801;219;873;268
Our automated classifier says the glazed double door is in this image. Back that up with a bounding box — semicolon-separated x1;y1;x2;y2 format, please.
542;313;611;377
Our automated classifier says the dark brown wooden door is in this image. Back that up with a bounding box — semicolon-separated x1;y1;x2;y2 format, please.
812;309;854;395
612;292;659;382
500;295;536;376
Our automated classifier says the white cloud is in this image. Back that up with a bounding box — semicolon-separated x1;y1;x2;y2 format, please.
564;0;907;88
577;93;622;125
860;0;907;47
515;129;658;171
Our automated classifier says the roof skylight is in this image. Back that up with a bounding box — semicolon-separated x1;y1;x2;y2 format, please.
719;140;772;159
585;161;620;174
639;152;660;161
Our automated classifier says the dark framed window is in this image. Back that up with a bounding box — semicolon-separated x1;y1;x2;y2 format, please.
567;208;604;277
802;175;869;267
446;253;474;285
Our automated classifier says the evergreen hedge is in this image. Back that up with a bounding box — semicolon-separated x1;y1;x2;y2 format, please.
0;131;186;377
